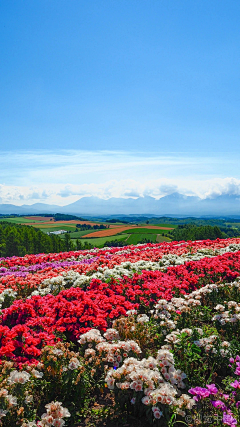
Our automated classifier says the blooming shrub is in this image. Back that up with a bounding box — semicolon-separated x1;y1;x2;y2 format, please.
1;238;240;425
188;355;240;426
0;342;87;426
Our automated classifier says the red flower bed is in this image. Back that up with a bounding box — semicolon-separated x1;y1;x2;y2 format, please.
1;237;240;268
0;283;137;364
1;238;240;297
1;249;240;365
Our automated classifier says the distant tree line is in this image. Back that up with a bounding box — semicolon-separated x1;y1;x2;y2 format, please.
169;224;225;241
30;213;86;221
54;213;86;221
75;239;93;250
138;237;154;244
215;226;240;238
0;222;74;257
105;219;129;224
103;239;126;247
102;237;154;247
76;223;108;231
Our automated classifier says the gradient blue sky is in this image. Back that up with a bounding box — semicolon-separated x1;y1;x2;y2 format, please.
1;1;240;205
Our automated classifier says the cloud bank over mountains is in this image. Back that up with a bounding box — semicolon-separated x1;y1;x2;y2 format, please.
0;150;240;207
1;178;240;208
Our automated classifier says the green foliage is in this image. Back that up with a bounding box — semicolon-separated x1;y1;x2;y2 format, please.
170;224;224;241
105;219;129;224
103;239;126;247
76;223;107;231
127;234;157;245
53;213;86;221
138;237;155;244
68;229;100;238
75;239;93;250
122;228;166;234
0;222;73;257
0;343;89;426
64;233;74;251
79;234;129;248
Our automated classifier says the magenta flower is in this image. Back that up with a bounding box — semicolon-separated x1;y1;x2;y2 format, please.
211;400;227;410
222;394;230;400
230;380;240;389
222;412;237;426
188;387;210;401
206;384;218;394
235;366;240;376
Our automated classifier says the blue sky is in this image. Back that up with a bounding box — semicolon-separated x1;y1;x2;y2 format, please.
0;1;240;205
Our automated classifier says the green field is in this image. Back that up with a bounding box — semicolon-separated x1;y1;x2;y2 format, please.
144;221;178;228
0;217;78;230
79;232;171;247
0;217;38;224
40;225;76;233
0;217;173;248
75;234;129;248
126;233;157;244
152;223;177;228
122;227;171;235
225;223;240;229
67;229;102;238
156;235;171;243
38;222;76;228
76;226;173;247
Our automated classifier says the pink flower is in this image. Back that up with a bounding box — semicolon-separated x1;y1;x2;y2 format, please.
230;380;240;389
222;412;237;426
188;387;210;401
211;400;227;410
206;384;218;395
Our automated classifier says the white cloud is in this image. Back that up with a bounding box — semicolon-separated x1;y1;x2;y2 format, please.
203;178;240;199
0;150;240;205
0;177;240;206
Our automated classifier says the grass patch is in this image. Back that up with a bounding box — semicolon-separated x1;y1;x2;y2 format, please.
40;226;76;233
126;233;157;244
122;227;169;235
156;234;171;242
36;222;76;229
0;217;38;224
76;234;129;248
152;222;177;228
68;229;102;238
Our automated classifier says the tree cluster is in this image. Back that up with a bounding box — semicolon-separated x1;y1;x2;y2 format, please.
169;224;224;241
75;223;107;231
138;237;154;244
105;219;129;224
103;239;126;247
75;239;93;250
54;213;86;221
0;222;71;257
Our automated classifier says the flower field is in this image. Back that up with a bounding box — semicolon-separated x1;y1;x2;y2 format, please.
1;239;240;426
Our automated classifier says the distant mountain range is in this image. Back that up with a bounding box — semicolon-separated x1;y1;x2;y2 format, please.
1;193;240;217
